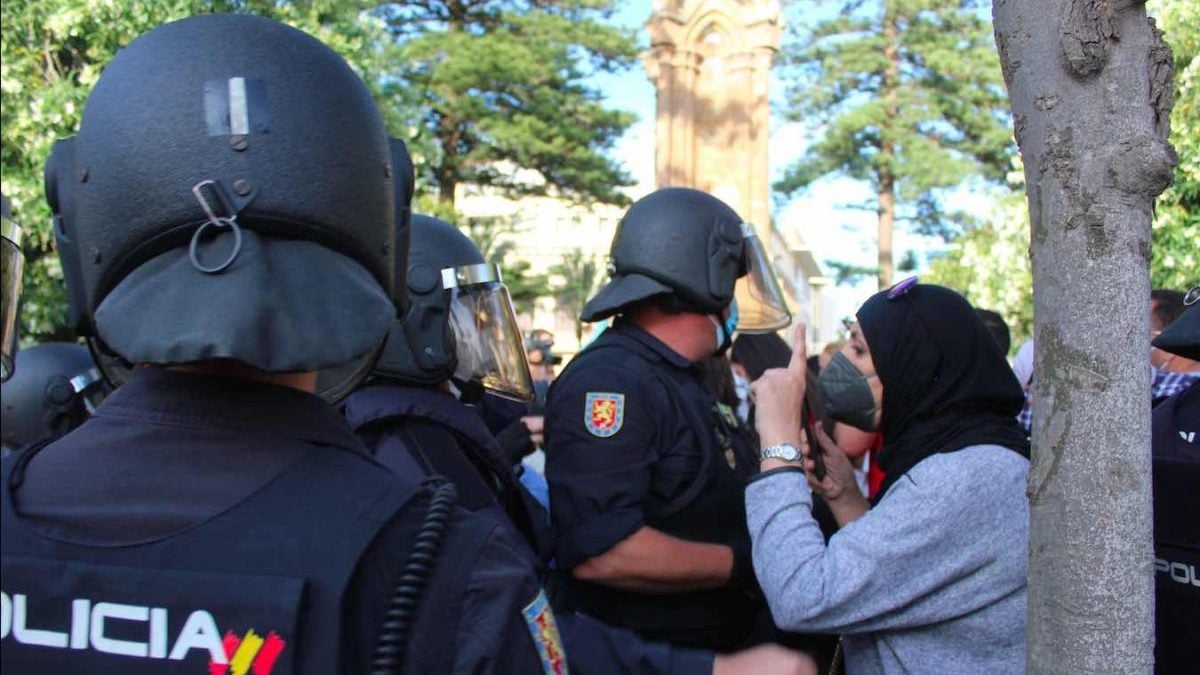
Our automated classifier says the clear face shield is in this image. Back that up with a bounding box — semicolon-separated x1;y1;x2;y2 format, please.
443;263;535;402
733;223;792;333
2;208;24;382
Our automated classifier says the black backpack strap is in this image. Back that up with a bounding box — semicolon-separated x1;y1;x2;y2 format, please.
394;421;497;512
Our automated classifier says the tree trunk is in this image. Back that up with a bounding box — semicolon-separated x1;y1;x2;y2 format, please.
877;2;900;290
436;119;460;208
438;173;457;207
876;169;895;290
993;1;1175;673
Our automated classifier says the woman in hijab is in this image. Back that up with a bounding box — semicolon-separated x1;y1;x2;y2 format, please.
746;282;1030;675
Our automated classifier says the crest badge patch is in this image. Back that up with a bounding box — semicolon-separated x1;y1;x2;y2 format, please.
585;392;625;438
521;589;568;675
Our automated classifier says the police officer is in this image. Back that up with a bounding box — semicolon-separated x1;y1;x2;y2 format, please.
1;342;105;456
1149;292;1199;674
544;187;794;651
345;214;816;675
346;214;552;562
526;329;561;408
2;14;550;674
1;194;23;382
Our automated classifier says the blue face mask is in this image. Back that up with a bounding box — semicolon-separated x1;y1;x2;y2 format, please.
712;298;739;355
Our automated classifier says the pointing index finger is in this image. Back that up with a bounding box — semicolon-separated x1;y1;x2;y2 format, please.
788;323;808;376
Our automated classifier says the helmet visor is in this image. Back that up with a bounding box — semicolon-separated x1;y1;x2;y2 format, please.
443;263;535;402
735;224;791;333
1;222;24;382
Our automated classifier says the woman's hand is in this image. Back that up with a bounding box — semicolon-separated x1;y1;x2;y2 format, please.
752;325;808;452
804;425;856;500
807;424;869;526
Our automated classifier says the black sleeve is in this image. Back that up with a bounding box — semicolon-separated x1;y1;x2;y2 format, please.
451;525;564;674
544;363;660;568
557;611;714;675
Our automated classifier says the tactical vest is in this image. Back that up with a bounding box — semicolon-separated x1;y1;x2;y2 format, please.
1151;390;1200;673
346;383;554;566
1;445;469;674
554;331;762;651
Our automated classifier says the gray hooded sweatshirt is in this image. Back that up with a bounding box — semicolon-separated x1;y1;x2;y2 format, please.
746;444;1028;675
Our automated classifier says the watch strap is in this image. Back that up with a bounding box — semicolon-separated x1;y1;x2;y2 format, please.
760;443;801;462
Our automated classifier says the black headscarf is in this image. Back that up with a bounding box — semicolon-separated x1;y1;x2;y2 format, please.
857;283;1029;500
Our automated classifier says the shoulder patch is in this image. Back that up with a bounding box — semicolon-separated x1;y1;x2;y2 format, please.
521;589;568;675
584;392;625;438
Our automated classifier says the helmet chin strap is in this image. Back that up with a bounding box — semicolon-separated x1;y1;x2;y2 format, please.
449;376;485;404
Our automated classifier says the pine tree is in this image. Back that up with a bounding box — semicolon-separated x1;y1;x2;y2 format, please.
381;0;638;208
776;0;1014;288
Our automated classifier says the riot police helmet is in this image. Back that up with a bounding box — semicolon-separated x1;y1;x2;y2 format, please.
1;343;105;455
43;14;401;378
582;187;790;333
1152;286;1199;361
374;215;534;401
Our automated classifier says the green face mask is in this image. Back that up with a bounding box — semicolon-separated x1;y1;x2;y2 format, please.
818;351;879;431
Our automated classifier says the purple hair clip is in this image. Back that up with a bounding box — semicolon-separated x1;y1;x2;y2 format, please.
887;276;919;300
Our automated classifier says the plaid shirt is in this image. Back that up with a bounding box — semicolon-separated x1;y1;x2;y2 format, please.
1016;368;1200;432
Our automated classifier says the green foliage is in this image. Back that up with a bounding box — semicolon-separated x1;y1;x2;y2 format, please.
776;0;1015;238
381;1;638;206
1148;0;1199;291
925;193;1032;349
458;215;550;312
549;248;600;343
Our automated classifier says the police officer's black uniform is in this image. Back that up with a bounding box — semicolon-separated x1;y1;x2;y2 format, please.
348;382;553;564
544;188;794;651
1149;301;1200;674
4;369;543;673
344;215;716;674
546;320;762;650
1;15;548;673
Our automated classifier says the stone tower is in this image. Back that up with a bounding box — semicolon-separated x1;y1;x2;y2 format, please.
643;0;781;229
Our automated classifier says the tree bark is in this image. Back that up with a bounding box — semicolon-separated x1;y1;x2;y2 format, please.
876;169;895;290
877;2;900;290
993;1;1175;673
436;118;460;207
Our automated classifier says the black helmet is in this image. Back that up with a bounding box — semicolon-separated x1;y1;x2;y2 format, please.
1153;286;1199;361
582;187;791;331
44;14;400;374
1;343;105;454
311;138;415;402
374;215;533;401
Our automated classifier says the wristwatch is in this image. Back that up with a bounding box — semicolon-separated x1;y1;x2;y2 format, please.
760;443;802;462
